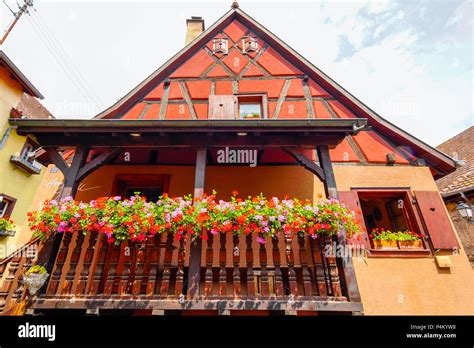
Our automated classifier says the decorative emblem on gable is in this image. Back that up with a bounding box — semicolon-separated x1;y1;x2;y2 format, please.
242;36;258;54
212;38;229;54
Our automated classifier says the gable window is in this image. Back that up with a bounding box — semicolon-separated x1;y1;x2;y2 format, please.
237;94;267;119
242;36;259;54
212;38;228;55
0;194;16;218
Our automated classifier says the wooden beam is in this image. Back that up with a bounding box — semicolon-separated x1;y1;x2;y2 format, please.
61;147;89;199
282;147;325;181
317;145;338;199
36;133;347;148
45;147;69;175
76;148;122;182
316;145;362;305
30;297;363;313
187;148;207;299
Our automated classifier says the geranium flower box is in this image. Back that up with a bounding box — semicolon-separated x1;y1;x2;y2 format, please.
397;240;424;249
371;239;398;249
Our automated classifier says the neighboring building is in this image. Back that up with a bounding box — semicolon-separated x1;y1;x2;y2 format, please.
1;4;473;316
436;126;474;266
0;51;53;257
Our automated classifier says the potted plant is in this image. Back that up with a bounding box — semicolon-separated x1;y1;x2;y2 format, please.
397;231;424;249
23;265;49;296
0;217;15;237
369;228;398;249
243;112;261;119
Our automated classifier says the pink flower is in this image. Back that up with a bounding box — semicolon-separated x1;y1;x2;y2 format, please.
256;236;266;245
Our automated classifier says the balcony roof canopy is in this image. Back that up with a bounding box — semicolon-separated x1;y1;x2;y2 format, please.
10;118;367;149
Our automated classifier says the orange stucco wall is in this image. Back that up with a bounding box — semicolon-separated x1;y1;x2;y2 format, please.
74;164;474;315
75;165;316;202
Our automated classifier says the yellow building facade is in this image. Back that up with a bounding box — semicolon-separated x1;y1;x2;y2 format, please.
0;52;52;258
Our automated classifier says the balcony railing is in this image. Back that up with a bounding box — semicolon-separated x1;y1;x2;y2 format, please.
0;231;361;315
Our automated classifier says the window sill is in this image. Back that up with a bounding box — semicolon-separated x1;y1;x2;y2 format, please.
0;229;16;237
368;248;431;258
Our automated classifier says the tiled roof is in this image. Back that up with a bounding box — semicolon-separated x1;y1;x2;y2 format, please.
436;126;474;196
11;93;54;120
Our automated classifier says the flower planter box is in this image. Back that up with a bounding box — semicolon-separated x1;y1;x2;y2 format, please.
0;229;15;237
397;240;424;249
371;240;398;249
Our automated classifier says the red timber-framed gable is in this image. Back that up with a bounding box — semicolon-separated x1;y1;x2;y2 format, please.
93;5;456;176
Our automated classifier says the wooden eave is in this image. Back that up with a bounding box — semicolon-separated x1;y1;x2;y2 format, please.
0;51;44;99
9;118;366;149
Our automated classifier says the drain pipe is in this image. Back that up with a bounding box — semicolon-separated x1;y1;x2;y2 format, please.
0;126;16;150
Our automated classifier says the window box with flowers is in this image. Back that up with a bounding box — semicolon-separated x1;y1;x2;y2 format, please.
0;217;15;237
27;192;362;246
369;228;424;250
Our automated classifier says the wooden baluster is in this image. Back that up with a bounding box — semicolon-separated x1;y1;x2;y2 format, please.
272;237;284;296
7;257;27;310
77;231;98;295
245;234;255;297
320;238;332;295
325;236;342;297
0;255;21;313
218;233;227;295
310;237;327;296
259;237;270;296
103;243;120;295
123;242;135;294
174;236;186;296
285;235;298;296
204;232;214;296
232;235;241;297
142;234;156;294
63;233;84;294
160;233;174;296
116;243;128;295
132;242;146;295
71;232;91;295
146;235;161;296
297;235;312;296
87;234;107;295
47;233;72;295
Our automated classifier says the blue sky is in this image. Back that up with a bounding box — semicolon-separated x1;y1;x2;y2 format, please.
1;0;472;146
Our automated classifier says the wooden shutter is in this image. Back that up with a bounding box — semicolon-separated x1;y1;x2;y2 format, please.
414;191;460;250
338;191;370;248
208;95;237;119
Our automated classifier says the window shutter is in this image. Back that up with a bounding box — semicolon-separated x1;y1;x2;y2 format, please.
208;95;237;119
414;191;460;250
338;191;369;248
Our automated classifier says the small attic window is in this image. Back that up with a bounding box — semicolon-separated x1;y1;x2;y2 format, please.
212;38;228;54
237;94;267;119
242;37;258;54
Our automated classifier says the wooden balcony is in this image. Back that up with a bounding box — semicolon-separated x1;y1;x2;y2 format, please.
0;231;362;315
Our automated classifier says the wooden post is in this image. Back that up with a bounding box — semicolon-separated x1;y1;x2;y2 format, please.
316;145;338;199
316;145;362;304
187;148;207;298
36;147;89;283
